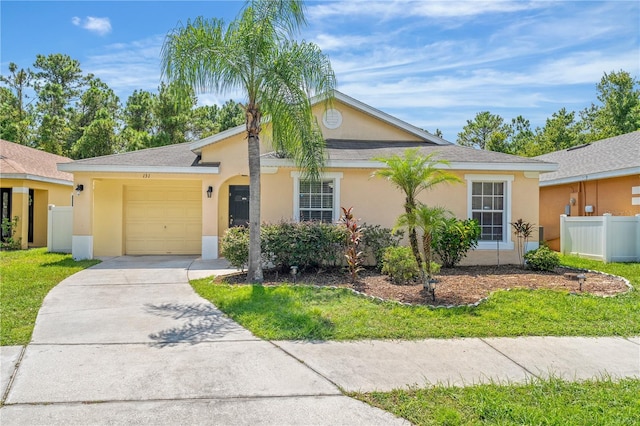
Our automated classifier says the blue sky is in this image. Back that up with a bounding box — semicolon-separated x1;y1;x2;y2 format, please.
1;0;638;141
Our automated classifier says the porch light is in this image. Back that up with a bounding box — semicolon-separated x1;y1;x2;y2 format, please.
75;184;84;195
206;186;213;198
577;274;586;291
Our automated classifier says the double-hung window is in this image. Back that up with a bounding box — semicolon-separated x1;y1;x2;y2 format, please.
466;174;514;249
292;172;342;223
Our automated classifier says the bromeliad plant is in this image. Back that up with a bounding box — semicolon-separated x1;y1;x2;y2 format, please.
340;207;364;284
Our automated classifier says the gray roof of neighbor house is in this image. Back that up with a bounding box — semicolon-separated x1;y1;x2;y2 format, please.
534;131;640;186
0;139;73;185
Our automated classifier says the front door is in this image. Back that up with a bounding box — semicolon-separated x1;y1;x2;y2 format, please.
229;185;249;227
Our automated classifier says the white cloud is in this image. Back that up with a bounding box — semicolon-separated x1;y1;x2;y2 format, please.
308;0;543;20
71;16;112;36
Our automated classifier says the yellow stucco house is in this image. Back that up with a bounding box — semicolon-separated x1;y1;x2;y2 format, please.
535;131;640;251
59;92;556;264
1;139;74;249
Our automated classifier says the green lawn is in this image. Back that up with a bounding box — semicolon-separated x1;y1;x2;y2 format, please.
0;248;99;346
191;255;640;340
353;377;640;426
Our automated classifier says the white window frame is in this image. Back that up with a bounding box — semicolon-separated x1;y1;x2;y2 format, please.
291;171;343;222
465;174;514;250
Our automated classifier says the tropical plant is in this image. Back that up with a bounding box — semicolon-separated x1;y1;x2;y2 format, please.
432;218;481;268
340;207;364;284
161;0;336;282
373;149;460;267
397;204;450;278
511;218;535;267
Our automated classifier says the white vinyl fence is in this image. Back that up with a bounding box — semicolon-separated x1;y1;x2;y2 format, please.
559;214;640;262
47;205;73;253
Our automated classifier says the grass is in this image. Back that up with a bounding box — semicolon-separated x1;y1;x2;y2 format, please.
191;255;640;340
0;248;99;346
352;376;640;426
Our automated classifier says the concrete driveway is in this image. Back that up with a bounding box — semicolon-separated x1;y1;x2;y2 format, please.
0;256;405;425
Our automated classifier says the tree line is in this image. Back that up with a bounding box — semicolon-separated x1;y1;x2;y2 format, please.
2;55;638;160
0;53;245;159
455;70;640;156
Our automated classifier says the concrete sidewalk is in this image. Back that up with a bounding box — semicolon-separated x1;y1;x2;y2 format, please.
0;256;404;425
1;256;638;425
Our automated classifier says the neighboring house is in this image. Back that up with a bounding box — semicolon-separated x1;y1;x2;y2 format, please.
535;131;640;251
0;139;74;249
59;91;556;264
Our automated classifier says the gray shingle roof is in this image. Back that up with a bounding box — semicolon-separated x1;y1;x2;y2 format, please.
535;131;640;184
0;139;73;183
262;140;555;171
322;140;551;164
64;142;199;167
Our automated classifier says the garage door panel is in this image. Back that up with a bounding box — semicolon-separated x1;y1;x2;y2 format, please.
125;185;202;255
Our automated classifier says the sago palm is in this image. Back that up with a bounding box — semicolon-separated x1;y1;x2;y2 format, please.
374;148;460;267
161;0;336;282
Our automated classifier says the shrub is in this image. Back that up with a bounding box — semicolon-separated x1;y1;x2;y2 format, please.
432;218;480;268
381;246;420;285
361;224;403;270
1;216;22;251
261;221;347;272
220;226;249;270
524;245;560;271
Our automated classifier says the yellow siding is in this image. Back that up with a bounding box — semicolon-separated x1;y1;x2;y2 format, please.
0;178;72;248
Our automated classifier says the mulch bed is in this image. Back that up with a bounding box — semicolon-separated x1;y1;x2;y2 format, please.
218;265;631;307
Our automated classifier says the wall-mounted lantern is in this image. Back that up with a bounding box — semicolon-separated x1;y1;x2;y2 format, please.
75;184;84;195
206;186;213;198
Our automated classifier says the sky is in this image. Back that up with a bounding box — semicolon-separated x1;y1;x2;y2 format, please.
1;0;639;141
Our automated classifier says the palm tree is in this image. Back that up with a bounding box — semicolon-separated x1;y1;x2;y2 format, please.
161;0;336;282
397;204;450;278
374;148;461;267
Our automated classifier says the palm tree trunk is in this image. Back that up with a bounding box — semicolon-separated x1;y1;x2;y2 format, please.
246;105;263;283
405;200;422;268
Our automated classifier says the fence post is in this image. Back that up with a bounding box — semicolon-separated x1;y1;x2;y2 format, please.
559;214;567;254
602;213;612;263
636;214;640;262
47;204;54;253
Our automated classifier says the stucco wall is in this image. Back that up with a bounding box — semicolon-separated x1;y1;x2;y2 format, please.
540;175;640;250
1;178;72;248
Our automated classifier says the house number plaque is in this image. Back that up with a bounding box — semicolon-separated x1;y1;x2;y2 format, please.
142;173;151;178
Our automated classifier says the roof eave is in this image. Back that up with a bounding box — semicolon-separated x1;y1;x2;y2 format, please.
261;157;559;172
57;164;220;174
0;173;73;186
539;166;640;187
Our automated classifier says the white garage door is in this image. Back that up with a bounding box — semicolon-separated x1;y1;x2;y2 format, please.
124;185;202;255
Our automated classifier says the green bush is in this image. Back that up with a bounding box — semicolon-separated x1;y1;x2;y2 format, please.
381;246;420;284
1;216;22;251
432;218;480;268
220;226;249;269
261;221;347;272
524;245;560;271
361;224;403;270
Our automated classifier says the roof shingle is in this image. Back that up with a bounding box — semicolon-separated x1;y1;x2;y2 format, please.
0;139;73;183
535;131;640;184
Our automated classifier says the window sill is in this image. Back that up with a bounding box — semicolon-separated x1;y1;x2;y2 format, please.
476;241;515;251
